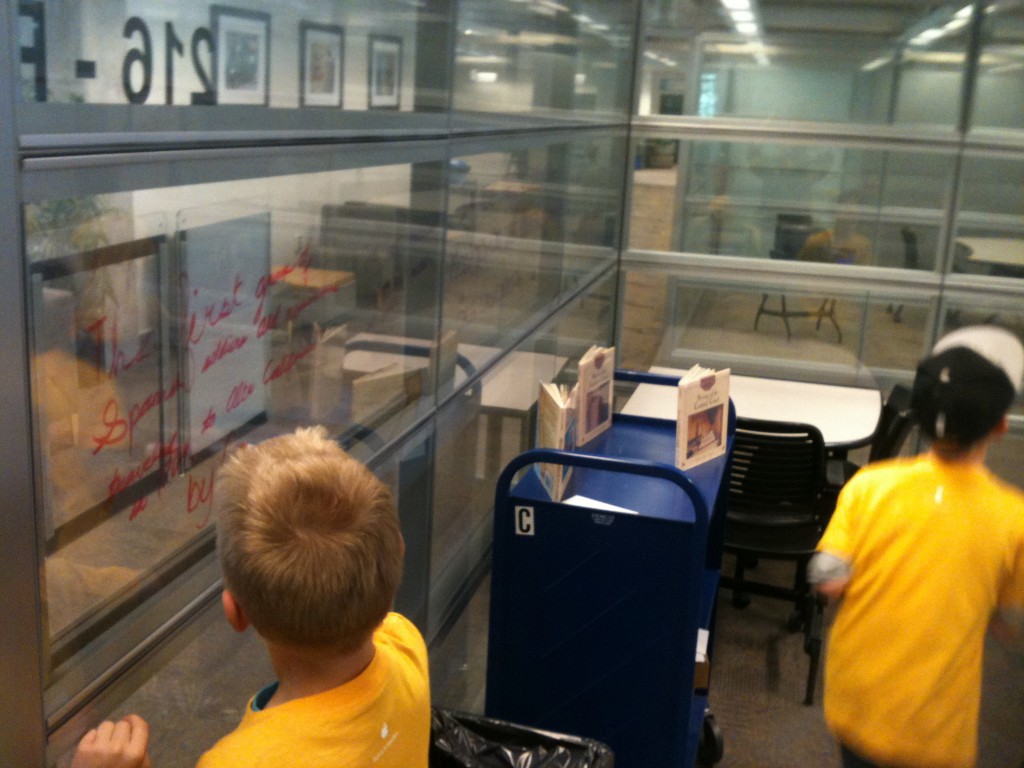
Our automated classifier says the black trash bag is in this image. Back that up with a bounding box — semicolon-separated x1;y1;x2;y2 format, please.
429;708;614;768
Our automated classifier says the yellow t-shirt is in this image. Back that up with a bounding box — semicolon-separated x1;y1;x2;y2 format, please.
818;456;1024;768
197;613;430;768
797;229;872;266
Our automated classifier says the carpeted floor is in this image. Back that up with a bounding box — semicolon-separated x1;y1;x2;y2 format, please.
430;556;1024;768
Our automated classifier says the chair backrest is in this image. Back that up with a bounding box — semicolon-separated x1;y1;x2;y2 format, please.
728;418;826;526
900;227;919;270
773;213;814;260
867;383;914;462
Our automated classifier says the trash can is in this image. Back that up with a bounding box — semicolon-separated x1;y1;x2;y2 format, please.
430;708;614;768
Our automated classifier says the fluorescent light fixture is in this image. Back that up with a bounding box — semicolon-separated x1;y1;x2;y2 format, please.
539;0;569;12
910;28;944;45
861;56;892;71
721;0;751;9
954;5;973;18
470;70;498;83
731;10;755;22
736;21;759;35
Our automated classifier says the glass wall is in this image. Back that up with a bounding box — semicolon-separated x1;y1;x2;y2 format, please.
625;0;1024;490
1;1;634;765
454;0;637;121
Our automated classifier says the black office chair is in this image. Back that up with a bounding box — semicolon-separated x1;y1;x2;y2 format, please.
721;417;833;705
826;383;914;493
887;228;919;323
754;214;842;343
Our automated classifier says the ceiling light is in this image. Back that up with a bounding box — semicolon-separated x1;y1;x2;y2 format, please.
720;0;751;10
736;21;759;36
731;10;755;22
861;56;892;71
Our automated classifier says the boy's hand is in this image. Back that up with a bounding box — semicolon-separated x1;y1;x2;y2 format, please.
71;715;152;768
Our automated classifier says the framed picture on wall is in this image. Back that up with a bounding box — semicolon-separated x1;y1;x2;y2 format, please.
300;21;344;107
211;5;271;106
368;35;401;110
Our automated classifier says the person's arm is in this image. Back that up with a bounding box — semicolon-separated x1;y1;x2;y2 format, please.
807;550;852;604
71;715;151;768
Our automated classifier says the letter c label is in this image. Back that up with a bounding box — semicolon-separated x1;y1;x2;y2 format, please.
515;506;535;536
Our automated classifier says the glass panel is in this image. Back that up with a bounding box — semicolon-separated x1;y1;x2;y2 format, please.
620;267;934;386
972;0;1024;133
428;275;615;635
27;160;444;715
953;153;1024;279
639;0;970;126
453;0;637;119
17;0;450;114
631;137;951;272
444;133;624;359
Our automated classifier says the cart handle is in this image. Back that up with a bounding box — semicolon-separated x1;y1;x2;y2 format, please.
496;448;710;530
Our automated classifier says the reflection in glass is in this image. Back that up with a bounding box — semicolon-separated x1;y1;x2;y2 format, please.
972;0;1024;133
639;0;972;126
953;155;1024;279
20;0;442;112
428;276;614;636
444;134;623;355
26;162;448;714
453;0;636;118
631;138;951;272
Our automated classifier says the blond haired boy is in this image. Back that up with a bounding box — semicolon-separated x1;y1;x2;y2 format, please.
73;426;430;768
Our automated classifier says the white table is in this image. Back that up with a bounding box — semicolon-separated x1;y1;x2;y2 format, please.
621;367;882;450
958;237;1024;277
343;333;566;472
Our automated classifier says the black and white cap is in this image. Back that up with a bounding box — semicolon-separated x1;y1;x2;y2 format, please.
911;325;1024;445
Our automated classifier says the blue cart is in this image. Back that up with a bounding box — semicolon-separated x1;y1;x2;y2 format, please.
486;371;733;767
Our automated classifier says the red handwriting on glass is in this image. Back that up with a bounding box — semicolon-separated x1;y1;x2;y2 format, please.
86;314;155;379
108;432;188;520
92;375;189;455
252;265;295;339
201;332;249;372
262;342;316;384
225;380;255;413
182;271;245;346
202;407;217;433
284;283;339;322
187;471;214;528
130;497;149;519
253;303;281;339
187;443;231;530
250;243;313;338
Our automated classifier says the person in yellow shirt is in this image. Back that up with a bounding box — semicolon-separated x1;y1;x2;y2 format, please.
797;193;873;266
72;426;430;768
809;325;1024;768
